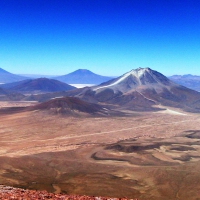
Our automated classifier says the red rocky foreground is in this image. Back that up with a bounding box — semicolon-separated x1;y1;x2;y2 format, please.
0;185;139;200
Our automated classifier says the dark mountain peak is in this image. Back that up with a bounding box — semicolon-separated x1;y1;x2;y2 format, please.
76;69;92;72
68;69;96;75
34;77;49;81
31;78;56;83
54;69;112;84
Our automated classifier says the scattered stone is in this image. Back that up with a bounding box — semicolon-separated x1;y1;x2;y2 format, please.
0;185;139;200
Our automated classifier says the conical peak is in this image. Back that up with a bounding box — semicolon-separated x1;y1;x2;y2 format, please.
93;67;172;92
75;69;93;74
130;67;150;73
124;67;150;79
132;67;149;71
93;67;154;91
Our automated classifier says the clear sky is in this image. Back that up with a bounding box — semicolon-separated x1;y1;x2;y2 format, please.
0;0;200;76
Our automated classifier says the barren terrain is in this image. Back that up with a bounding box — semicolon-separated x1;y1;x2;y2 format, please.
0;101;37;108
0;102;200;199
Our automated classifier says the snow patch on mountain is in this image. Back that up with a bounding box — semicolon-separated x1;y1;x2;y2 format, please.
93;68;149;91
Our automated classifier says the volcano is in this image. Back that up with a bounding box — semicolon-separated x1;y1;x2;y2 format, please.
54;69;113;84
93;67;171;92
65;68;200;112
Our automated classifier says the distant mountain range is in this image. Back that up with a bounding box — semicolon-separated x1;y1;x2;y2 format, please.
0;68;28;83
0;68;113;85
169;75;200;92
17;74;55;79
1;67;200;93
2;67;200;113
54;69;113;84
1;78;76;94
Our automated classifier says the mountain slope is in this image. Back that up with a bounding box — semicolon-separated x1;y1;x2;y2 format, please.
169;74;200;92
0;87;7;95
54;69;113;84
64;68;200;112
0;87;25;101
1;78;76;94
0;68;28;83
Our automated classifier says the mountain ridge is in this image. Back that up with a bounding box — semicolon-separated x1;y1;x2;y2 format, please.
1;78;76;94
169;74;200;92
0;68;28;83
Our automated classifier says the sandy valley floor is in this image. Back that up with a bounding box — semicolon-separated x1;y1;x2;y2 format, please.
0;104;200;200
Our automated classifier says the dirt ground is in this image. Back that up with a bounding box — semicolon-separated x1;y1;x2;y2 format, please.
0;101;37;108
0;104;200;200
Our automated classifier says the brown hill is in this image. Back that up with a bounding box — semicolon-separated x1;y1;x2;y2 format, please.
29;97;110;116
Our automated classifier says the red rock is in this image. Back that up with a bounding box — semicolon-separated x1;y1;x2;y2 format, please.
0;185;139;200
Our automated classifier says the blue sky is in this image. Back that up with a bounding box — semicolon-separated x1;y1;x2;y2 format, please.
0;0;200;76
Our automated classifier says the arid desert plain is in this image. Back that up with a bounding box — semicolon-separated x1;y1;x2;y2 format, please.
0;102;200;200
